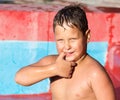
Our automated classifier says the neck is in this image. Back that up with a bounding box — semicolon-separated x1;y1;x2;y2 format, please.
76;53;87;64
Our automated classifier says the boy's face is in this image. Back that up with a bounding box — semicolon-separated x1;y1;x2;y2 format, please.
55;23;88;62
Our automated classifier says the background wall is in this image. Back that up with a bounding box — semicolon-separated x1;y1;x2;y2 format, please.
0;3;120;98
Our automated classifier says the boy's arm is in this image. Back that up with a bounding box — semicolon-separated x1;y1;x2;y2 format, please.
15;53;76;86
15;55;57;86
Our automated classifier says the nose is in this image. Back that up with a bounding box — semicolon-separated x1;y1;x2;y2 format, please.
63;41;71;52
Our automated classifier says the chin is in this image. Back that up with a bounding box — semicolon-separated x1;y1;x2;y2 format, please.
65;57;75;62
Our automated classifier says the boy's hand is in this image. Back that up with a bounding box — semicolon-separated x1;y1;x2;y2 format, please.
55;52;77;78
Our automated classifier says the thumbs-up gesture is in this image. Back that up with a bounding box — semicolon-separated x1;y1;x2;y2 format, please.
54;52;77;78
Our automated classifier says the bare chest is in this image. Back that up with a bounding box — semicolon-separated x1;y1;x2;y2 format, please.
50;71;96;100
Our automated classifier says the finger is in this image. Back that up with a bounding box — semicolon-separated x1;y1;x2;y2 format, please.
67;72;73;79
71;62;77;67
59;52;66;59
65;75;72;79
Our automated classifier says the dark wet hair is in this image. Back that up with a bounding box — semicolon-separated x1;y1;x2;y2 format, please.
53;4;88;35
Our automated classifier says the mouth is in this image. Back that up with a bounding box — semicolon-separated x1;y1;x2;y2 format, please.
65;52;74;57
64;52;75;61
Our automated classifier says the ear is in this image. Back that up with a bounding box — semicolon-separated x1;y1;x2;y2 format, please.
85;29;91;42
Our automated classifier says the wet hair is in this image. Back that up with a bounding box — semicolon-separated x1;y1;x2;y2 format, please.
53;4;88;35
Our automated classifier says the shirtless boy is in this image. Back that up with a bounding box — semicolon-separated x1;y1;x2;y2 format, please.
15;4;116;100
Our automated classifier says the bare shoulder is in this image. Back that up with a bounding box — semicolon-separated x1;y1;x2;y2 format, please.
86;55;115;99
83;54;113;86
86;55;109;79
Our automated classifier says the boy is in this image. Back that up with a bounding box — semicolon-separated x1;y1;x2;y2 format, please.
15;4;116;100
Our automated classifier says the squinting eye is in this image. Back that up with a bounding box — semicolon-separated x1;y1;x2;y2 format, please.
57;39;63;41
57;39;64;43
70;38;77;41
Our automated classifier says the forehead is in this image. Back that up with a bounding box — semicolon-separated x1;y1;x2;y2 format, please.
54;23;82;36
